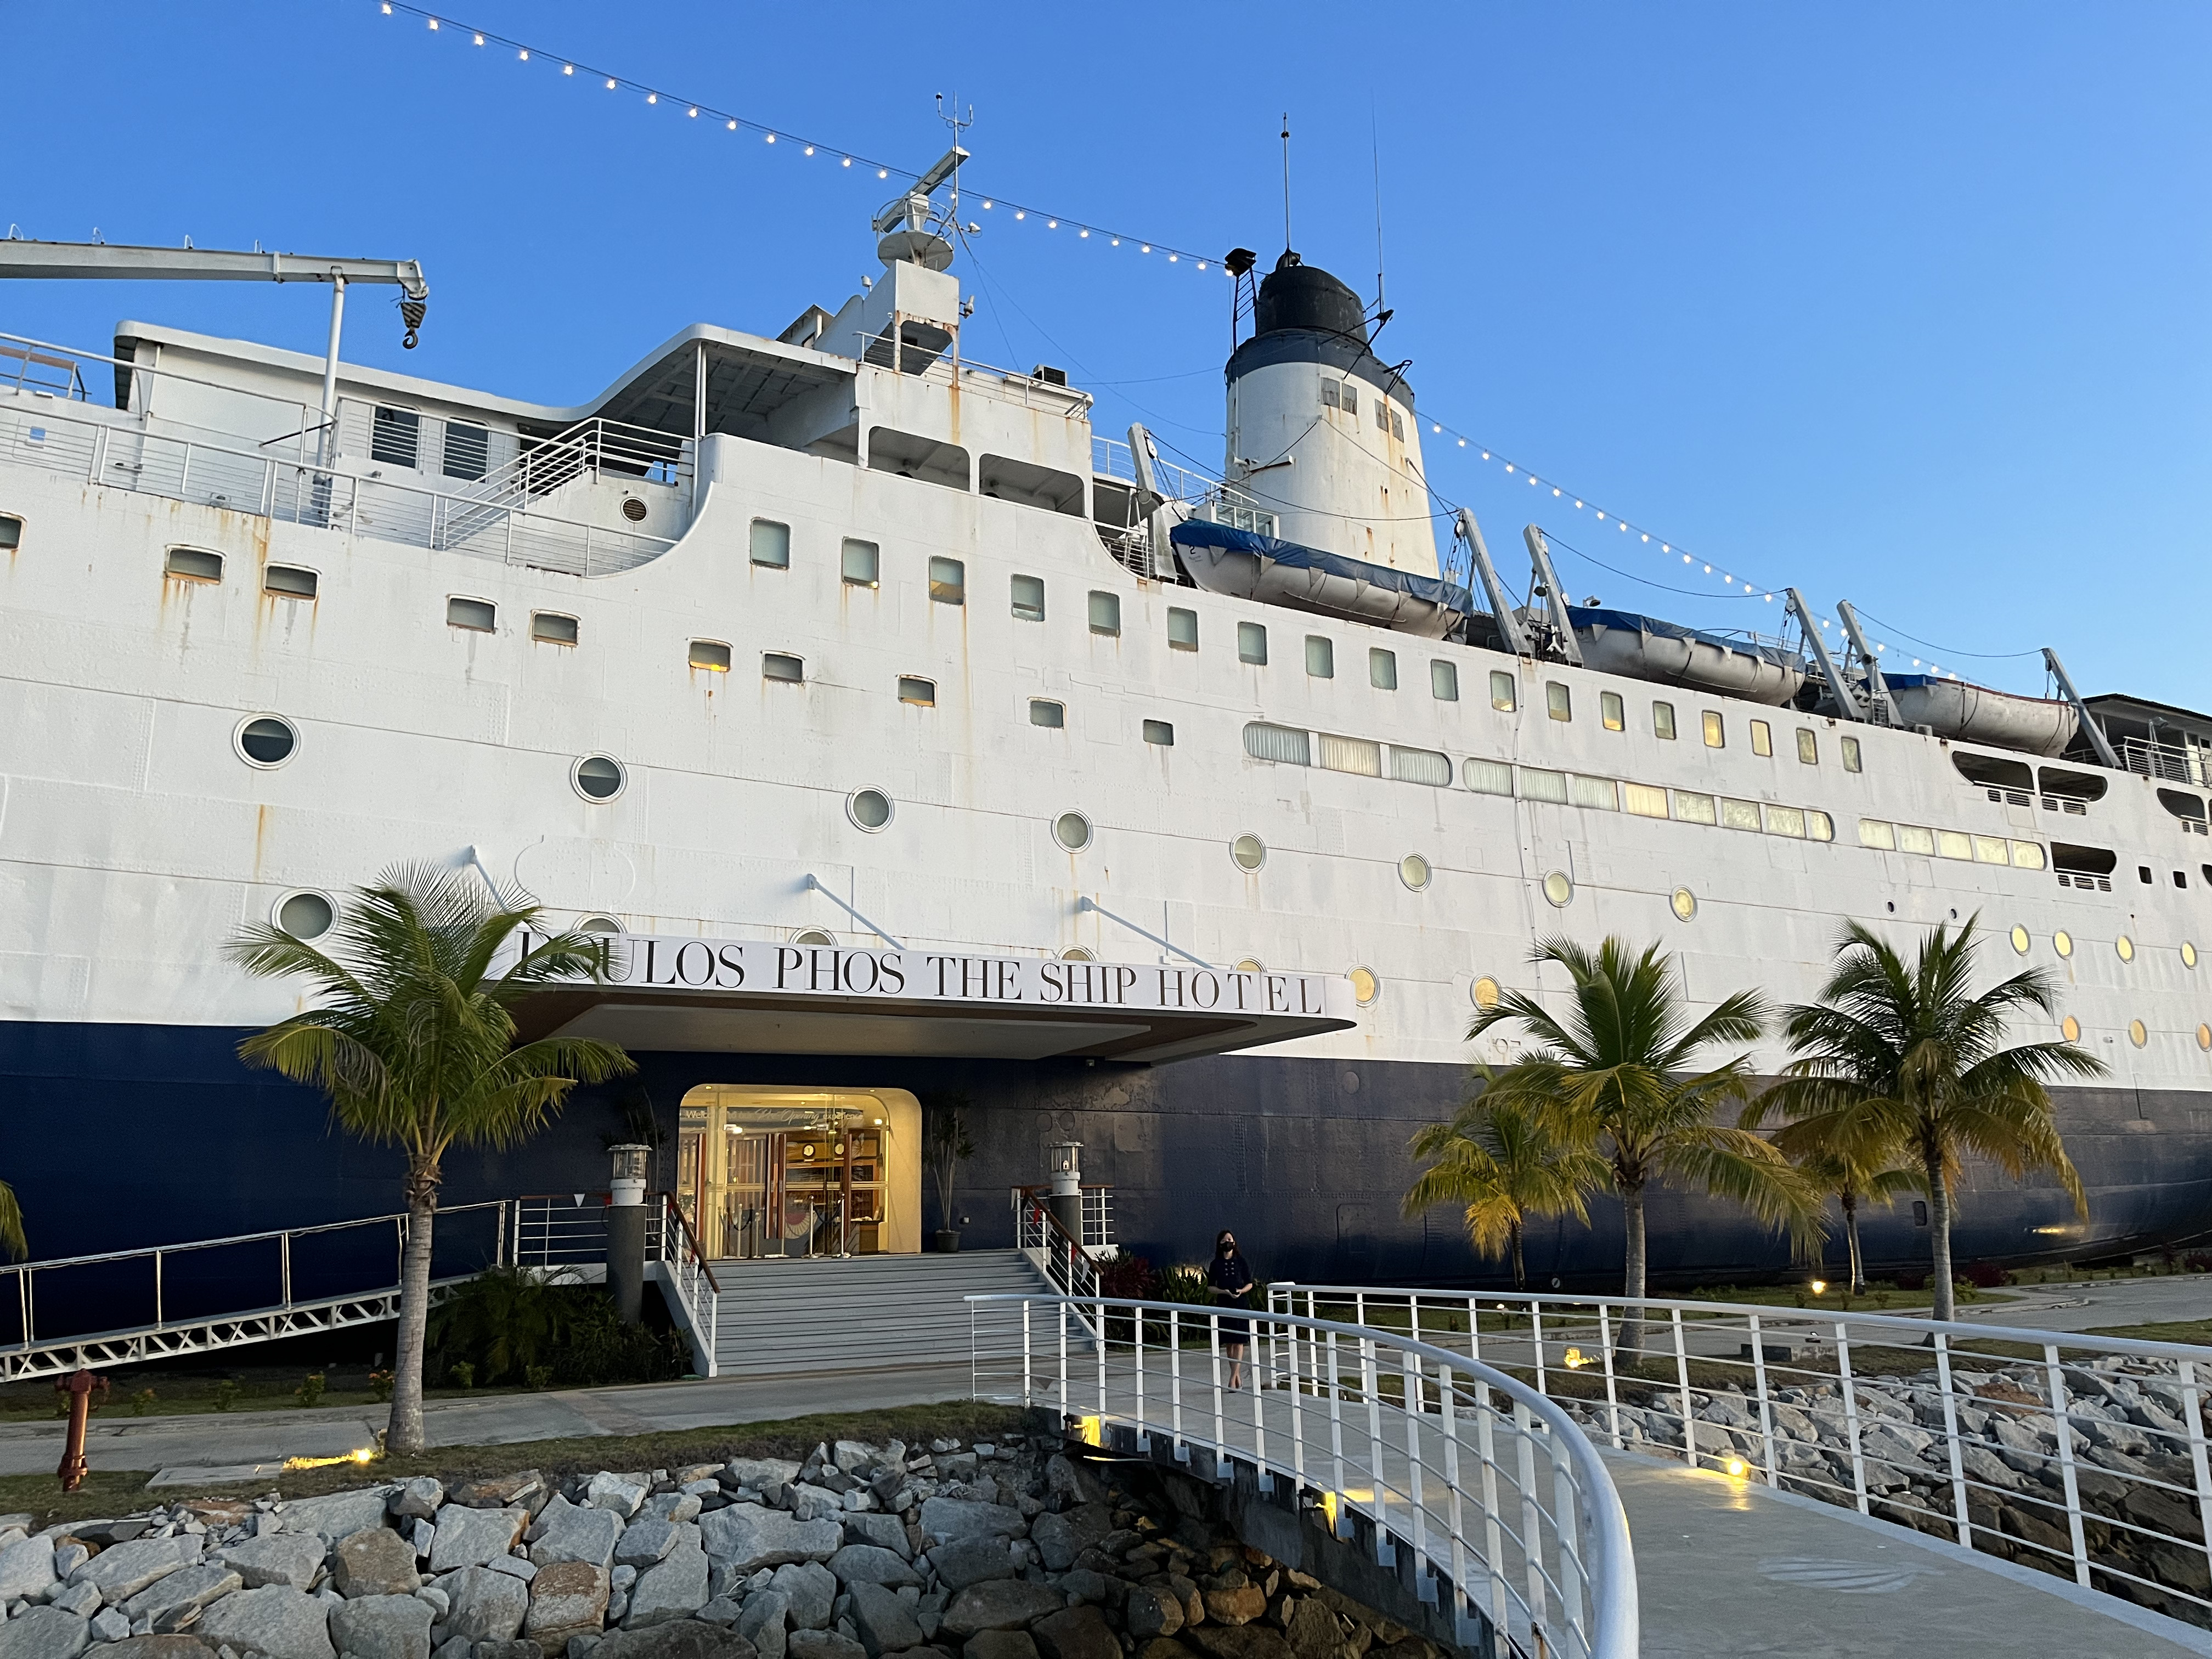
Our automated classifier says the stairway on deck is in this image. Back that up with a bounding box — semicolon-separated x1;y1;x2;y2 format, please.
706;1250;1051;1379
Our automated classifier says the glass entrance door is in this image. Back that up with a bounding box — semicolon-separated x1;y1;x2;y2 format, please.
675;1087;919;1259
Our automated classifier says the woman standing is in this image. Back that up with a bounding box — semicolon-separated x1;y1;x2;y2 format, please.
1207;1230;1256;1389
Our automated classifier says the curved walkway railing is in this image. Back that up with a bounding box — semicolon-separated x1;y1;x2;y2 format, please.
1272;1282;2212;1633
966;1292;1638;1659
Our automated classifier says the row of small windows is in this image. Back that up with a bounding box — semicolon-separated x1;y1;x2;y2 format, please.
1318;378;1407;442
1858;819;2049;871
165;546;320;599
369;405;493;480
1489;669;1863;770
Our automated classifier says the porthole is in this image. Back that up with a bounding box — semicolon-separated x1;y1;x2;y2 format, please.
2198;1024;2211;1052
1671;888;1697;923
2053;930;2073;958
847;788;894;831
1029;698;1065;729
1233;958;1265;974
1060;947;1095;962
689;640;733;672
2117;935;2135;963
1471;976;1501;1011
2129;1019;2148;1048
1542;870;1574;908
762;652;805;683
1348;966;1380;1006
2062;1015;2081;1043
2011;925;2031;956
275;890;335;941
1053;812;1093;853
1399;854;1432;891
263;564;318;599
577;916;623;934
2186;942;2200;969
573;755;627;802
532;612;579;645
165;546;223;583
1231;833;1267;872
235;714;298;768
793;928;836;946
897;676;936;707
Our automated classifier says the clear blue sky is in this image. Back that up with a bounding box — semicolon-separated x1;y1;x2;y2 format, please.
10;1;2208;705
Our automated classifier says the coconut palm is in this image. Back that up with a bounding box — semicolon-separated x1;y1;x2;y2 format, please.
1402;1097;1607;1289
1755;1116;1922;1295
1756;917;2097;1322
227;864;634;1454
1471;936;1820;1357
0;1180;24;1262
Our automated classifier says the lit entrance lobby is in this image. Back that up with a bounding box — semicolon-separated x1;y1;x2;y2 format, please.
674;1087;921;1259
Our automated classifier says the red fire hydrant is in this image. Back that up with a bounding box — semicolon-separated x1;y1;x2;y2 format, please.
57;1368;108;1492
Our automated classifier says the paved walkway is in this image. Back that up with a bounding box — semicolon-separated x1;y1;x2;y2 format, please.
1949;1273;2211;1336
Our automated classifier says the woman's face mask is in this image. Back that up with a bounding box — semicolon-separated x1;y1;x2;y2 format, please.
1217;1236;1236;1254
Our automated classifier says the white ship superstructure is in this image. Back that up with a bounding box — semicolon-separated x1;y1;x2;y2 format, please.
2;161;2208;1282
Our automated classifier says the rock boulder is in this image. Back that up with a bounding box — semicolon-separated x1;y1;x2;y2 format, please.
198;1584;339;1659
328;1593;436;1659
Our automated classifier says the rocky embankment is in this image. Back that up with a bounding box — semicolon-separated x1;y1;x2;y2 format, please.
1553;1352;2211;1625
0;1435;1445;1659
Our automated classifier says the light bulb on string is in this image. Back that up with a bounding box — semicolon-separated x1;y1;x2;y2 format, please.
517;48;526;59
472;31;484;44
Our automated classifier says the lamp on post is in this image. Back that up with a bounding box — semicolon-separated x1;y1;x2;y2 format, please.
607;1142;651;1325
1047;1141;1084;1246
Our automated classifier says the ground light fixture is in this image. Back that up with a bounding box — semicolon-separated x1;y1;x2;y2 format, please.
1810;1279;1827;1295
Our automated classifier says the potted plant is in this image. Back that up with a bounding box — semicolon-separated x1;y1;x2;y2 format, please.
924;1097;975;1252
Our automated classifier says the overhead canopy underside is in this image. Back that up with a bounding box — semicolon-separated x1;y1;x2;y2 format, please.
551;329;855;443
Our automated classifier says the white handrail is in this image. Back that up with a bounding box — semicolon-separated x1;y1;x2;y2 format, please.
1272;1280;2212;1627
967;1291;1638;1659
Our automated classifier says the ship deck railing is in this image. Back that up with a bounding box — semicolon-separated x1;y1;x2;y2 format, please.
1268;1280;2212;1634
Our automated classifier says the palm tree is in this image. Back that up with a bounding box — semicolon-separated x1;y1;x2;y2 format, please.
1471;936;1820;1357
1757;918;2097;1322
1759;1120;1921;1295
0;1180;24;1262
227;864;634;1454
1402;1097;1607;1289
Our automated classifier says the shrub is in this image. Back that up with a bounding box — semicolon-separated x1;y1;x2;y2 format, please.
428;1267;684;1389
131;1387;157;1417
1096;1251;1159;1301
369;1369;393;1403
525;1365;552;1391
295;1373;327;1409
448;1361;476;1391
1962;1261;2012;1290
212;1378;241;1412
1893;1271;1926;1292
2184;1252;2212;1275
1155;1266;1217;1306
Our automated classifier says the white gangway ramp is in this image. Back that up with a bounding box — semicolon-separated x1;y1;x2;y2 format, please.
966;1293;1639;1659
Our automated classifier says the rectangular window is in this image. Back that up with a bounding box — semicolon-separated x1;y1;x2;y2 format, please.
1030;698;1065;729
1899;824;1937;855
1763;804;1806;838
1842;736;1863;773
370;405;420;468
1751;720;1773;758
1321;380;1340;409
1702;710;1725;748
750;518;792;569
447;596;495;631
762;652;804;683
1517;767;1568;804
1937;829;1974;861
1974;834;2010;865
1143;719;1175;747
1370;648;1398;690
1238;620;1268;665
2011;840;2047;869
1391;747;1452;787
263;564;317;599
0;515;20;551
928;556;965;604
1622;782;1669;819
1491;670;1517;712
1341;384;1358;416
898;676;936;706
688;639;732;672
441;421;490;481
1600;691;1624;732
1011;574;1046;621
1721;798;1763;832
1088;590;1121;635
1796;729;1819;765
1807;810;1835;842
531;611;578;645
1546;682;1571;722
1653;702;1677;741
1318;732;1383;776
1375;398;1389;431
1465;757;1514;796
1672;790;1718;825
1306;635;1335;678
1859;819;1897;850
1168;607;1199;651
1390;410;1405;442
1570;774;1619;811
1430;660;1459;701
1244;721;1311;764
841;538;879;586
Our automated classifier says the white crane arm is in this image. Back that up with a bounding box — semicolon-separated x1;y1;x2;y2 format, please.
0;240;427;300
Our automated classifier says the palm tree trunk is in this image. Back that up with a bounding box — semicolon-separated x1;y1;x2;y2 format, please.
1926;1155;1955;1324
1510;1222;1526;1291
1842;1191;1864;1295
387;1161;439;1455
1616;1180;1647;1363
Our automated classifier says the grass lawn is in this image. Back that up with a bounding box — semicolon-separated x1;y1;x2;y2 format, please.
0;1361;534;1424
2079;1319;2212;1348
2;1400;1036;1530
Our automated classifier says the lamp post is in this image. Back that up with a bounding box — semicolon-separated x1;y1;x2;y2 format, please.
1047;1141;1085;1246
607;1143;651;1325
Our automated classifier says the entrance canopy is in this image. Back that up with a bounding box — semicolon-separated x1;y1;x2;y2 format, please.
509;934;1356;1064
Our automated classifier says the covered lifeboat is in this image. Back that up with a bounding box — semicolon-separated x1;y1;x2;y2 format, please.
1883;674;2079;757
1566;606;1808;707
1169;520;1476;640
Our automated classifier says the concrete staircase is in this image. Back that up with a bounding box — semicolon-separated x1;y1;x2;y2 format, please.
705;1250;1055;1379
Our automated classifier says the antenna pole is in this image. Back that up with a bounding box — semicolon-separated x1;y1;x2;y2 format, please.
1371;108;1385;309
1280;115;1292;253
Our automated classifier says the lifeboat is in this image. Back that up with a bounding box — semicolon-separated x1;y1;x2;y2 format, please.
1169;520;1475;640
1567;607;1808;707
1883;674;2079;757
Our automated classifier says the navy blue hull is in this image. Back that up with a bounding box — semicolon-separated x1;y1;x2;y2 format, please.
7;1022;2209;1302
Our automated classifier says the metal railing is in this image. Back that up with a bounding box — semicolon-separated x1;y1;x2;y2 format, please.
1012;1188;1105;1301
0;1201;507;1381
1272;1282;2212;1633
428;415;692;548
656;1195;721;1376
510;1192;719;1376
2120;737;2210;787
967;1293;1638;1659
1091;435;1221;505
1009;1184;1114;1254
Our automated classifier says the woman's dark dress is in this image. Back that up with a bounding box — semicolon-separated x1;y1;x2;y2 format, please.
1207;1250;1255;1342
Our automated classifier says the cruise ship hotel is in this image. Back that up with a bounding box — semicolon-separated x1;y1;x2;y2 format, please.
3;155;2209;1290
